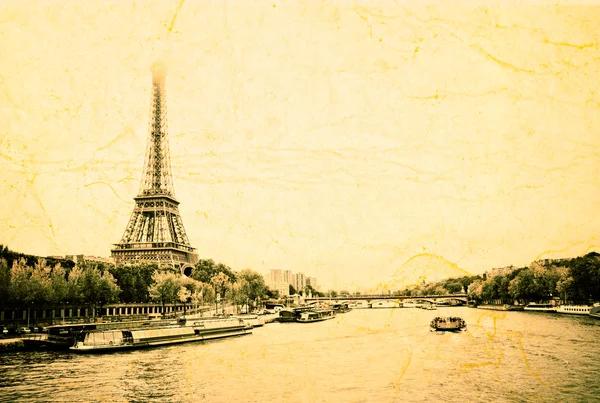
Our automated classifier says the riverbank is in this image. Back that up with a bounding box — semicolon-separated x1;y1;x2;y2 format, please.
0;312;281;353
477;304;525;311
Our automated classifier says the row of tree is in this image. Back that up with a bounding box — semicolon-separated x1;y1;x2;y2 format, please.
0;257;120;320
467;253;600;304
392;252;600;305
0;246;273;320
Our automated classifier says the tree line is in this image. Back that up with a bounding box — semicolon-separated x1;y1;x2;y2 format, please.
392;252;600;305
0;245;272;322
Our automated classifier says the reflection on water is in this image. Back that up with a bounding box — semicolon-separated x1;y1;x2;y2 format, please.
1;307;599;402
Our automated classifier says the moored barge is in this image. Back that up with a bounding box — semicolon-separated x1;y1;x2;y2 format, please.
296;309;335;323
70;317;251;353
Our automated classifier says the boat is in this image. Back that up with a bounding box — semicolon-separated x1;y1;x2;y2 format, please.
331;303;352;313
277;308;301;322
523;303;557;312
70;317;251;353
590;306;600;319
276;305;317;322
425;304;437;310
371;300;399;309
556;305;593;315
234;314;265;328
296;309;335;323
22;317;180;350
349;301;370;309
402;301;418;308
430;316;467;332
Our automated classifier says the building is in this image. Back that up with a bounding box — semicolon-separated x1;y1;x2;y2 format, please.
263;270;318;297
283;270;292;285
487;266;516;278
270;269;283;285
293;272;305;292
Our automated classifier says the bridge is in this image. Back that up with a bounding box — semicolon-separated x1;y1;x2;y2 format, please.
304;294;468;304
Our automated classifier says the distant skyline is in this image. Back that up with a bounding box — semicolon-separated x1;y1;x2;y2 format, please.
2;2;600;291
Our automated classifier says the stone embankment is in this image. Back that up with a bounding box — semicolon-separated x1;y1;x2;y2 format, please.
477;304;524;311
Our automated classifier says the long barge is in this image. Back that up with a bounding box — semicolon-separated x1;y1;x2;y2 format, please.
70;317;251;353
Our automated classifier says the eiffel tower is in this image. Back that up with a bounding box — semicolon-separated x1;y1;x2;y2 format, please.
111;63;198;272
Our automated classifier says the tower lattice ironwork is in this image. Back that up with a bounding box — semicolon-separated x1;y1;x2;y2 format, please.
111;63;198;269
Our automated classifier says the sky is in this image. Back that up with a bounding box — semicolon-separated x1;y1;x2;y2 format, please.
2;1;600;291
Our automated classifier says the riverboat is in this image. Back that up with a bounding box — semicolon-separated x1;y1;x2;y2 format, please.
331;303;352;313
349;301;370;309
235;314;265;328
70;317;251;353
371;300;399;309
276;306;316;322
556;305;592;315
22;318;180;350
524;303;557;312
296;310;335;323
277;309;299;322
430;316;467;332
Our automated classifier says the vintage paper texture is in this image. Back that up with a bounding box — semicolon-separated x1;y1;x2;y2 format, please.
2;0;600;292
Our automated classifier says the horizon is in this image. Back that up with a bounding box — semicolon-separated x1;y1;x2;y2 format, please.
2;2;600;291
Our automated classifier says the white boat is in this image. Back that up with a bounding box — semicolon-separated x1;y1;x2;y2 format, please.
70;317;251;353
349;301;370;309
524;303;557;312
402;301;419;308
556;305;592;315
370;300;399;309
234;314;265;328
296;310;335;323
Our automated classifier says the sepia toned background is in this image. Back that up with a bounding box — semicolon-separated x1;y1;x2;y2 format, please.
2;0;600;291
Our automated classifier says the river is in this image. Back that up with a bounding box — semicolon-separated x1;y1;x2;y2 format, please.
1;307;599;402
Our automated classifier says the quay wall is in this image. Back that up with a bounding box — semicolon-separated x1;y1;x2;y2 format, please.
0;303;213;330
477;304;525;311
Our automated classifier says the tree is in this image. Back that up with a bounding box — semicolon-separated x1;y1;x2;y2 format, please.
0;259;11;306
148;272;181;315
199;282;216;307
305;284;317;297
9;259;36;325
96;271;120;315
46;264;68;324
265;287;279;299
66;266;84;305
178;276;202;315
237;269;267;312
30;259;52;304
79;264;120;319
110;263;157;303
289;284;297;295
467;279;484;303
443;279;464;294
210;272;231;314
191;259;236;284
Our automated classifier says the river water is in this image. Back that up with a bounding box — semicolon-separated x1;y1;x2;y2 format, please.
1;307;599;402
